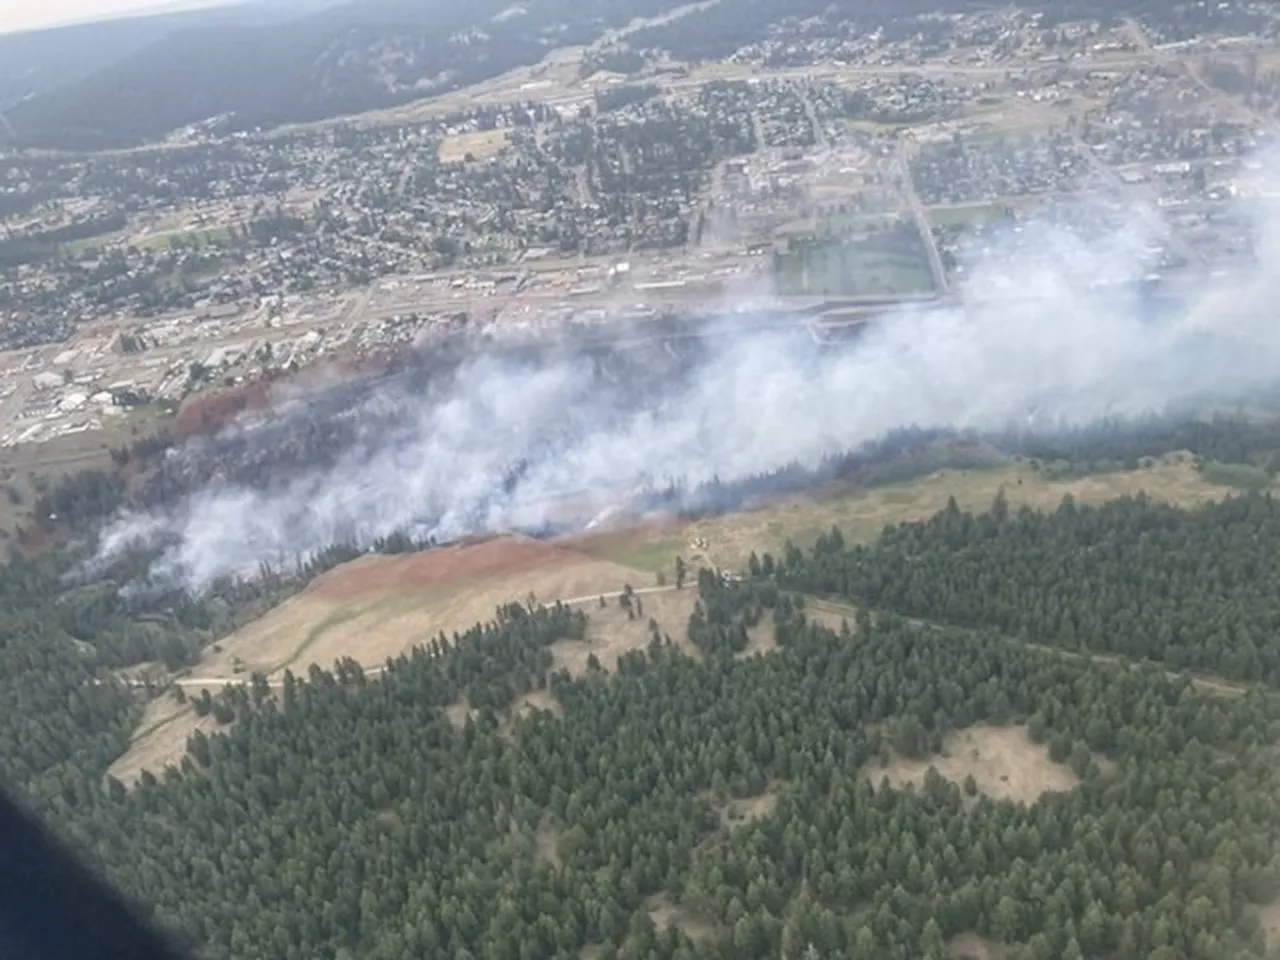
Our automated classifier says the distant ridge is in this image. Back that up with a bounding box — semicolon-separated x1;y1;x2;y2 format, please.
2;0;565;148
0;0;333;113
1;0;1190;150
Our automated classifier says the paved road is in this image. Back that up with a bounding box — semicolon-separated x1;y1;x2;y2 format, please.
801;91;829;151
896;136;950;294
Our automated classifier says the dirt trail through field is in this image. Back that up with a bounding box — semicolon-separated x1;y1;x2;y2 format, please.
162;538;674;691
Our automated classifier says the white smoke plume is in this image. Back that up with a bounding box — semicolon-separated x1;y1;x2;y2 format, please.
95;148;1280;593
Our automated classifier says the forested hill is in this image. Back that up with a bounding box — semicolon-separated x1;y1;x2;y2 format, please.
10;415;1280;958
776;491;1280;685
0;0;332;111
5;0;1196;149
39;552;1280;960
4;0;683;149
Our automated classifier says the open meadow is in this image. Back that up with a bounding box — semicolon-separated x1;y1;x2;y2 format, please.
109;453;1251;782
575;453;1235;576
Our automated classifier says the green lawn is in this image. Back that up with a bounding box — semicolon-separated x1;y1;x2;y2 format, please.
124;402;176;425
926;202;1012;229
816;212;902;233
775;241;935;296
61;231;127;257
136;225;234;251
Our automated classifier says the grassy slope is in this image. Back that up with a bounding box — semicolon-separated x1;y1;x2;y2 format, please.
576;453;1237;575
109;452;1248;782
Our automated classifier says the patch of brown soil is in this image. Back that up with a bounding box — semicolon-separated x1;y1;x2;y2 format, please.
1262;899;1280;949
444;698;478;730
174;350;400;440
948;933;1005;959
865;725;1079;805
512;688;563;719
438;128;510;162
499;689;564;740
312;537;588;601
739;622;777;658
535;811;561;867
176;380;273;436
646;894;716;943
714;784;780;827
552;588;698;677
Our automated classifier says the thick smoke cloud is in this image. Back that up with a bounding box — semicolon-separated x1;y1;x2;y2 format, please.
96;148;1280;593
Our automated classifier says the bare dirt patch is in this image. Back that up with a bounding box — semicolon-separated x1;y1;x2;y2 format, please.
444;698;478;730
512;688;563;719
864;725;1079;805
739;622;777;658
1093;754;1118;777
535;811;561;867
552;587;699;677
500;689;564;739
646;894;716;944
1261;899;1280;949
313;537;586;601
712;784;780;828
107;695;222;787
437;129;510;163
949;933;1005;960
176;379;273;436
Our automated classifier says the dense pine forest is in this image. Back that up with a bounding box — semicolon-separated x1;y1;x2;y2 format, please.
48;576;1280;960
776;491;1280;685
9;415;1280;958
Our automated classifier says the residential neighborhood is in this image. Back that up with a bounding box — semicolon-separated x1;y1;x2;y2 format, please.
1;0;1278;450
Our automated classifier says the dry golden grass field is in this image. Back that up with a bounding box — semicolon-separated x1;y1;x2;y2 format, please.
113;455;1243;782
862;725;1082;805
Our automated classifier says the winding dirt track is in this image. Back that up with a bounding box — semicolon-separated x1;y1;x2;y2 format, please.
163;583;680;690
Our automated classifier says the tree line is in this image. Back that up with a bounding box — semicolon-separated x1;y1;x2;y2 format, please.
774;490;1280;688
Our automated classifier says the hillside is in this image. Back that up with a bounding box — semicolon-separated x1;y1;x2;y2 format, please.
2;415;1280;958
1;0;1190;149
0;0;330;111
3;0;697;148
106;454;1237;786
50;500;1280;960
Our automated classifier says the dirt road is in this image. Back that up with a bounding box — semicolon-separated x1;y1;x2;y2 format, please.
154;583;685;691
896;136;950;294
